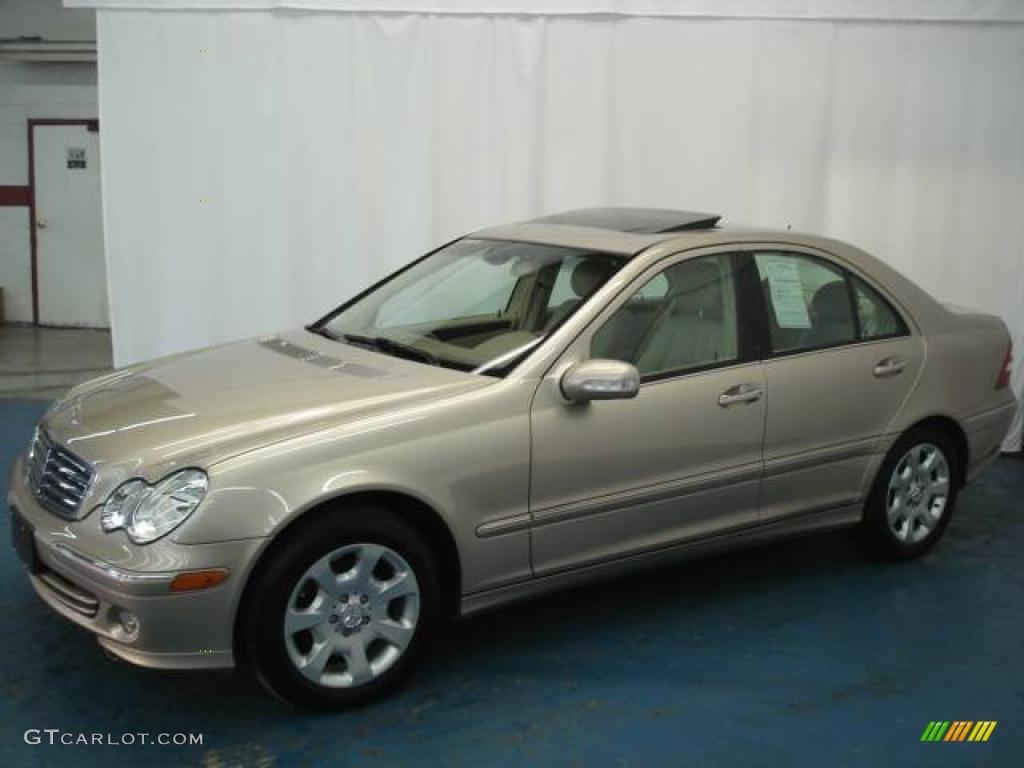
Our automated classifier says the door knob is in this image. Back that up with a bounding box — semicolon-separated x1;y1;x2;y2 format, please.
873;357;906;377
719;383;763;407
35;217;48;230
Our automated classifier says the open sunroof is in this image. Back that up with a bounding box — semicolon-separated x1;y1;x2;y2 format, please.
533;207;721;234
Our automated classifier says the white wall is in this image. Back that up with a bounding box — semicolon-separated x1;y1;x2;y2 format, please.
0;62;98;323
87;4;1024;449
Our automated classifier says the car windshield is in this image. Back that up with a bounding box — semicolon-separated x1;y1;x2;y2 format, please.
315;238;625;376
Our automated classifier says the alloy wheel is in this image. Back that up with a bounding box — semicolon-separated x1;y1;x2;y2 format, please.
886;442;951;544
283;543;420;688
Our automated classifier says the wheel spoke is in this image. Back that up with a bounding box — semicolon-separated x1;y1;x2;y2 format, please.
914;510;933;532
345;642;373;685
374;619;414;650
300;640;333;681
887;493;905;524
308;559;340;598
374;570;416;603
918;448;936;473
929;477;950;499
340;545;380;594
286;605;326;635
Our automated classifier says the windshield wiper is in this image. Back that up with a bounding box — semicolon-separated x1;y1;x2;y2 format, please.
342;333;440;367
306;324;339;341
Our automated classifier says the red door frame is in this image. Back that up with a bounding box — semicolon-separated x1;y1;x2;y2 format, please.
26;118;100;325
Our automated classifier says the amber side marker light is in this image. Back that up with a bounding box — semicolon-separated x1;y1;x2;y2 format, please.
170;569;229;592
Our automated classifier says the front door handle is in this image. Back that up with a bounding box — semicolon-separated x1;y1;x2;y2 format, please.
874;357;907;378
719;383;763;407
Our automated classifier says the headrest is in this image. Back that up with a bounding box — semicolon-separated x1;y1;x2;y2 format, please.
570;255;618;298
667;259;722;312
811;281;853;324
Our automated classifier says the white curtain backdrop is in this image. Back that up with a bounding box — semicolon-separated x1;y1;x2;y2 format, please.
82;2;1024;449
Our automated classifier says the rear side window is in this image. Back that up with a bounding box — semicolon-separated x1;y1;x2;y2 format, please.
753;252;856;354
853;277;908;339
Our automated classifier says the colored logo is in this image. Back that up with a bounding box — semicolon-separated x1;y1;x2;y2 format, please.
921;721;997;742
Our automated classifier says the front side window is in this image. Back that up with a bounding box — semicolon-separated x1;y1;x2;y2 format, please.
592;253;739;379
319;239;624;375
754;251;856;354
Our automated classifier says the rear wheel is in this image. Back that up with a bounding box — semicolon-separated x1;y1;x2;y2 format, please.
861;427;959;559
241;507;441;709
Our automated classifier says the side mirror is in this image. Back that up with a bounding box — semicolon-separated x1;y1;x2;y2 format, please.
560;359;640;402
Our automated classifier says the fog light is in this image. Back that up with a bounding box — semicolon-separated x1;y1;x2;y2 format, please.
118;611;139;636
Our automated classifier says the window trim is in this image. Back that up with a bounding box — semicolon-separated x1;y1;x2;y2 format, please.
749;248;911;361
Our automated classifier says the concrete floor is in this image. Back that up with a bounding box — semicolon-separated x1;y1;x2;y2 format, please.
0;325;112;400
1;395;1022;767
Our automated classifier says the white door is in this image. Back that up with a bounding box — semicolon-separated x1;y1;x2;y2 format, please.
33;123;108;328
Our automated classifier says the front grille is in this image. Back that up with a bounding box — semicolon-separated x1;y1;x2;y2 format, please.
27;429;94;520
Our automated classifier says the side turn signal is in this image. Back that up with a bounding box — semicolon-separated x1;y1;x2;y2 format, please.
169;569;229;592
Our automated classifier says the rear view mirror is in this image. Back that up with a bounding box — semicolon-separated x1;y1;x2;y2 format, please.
560;359;640;402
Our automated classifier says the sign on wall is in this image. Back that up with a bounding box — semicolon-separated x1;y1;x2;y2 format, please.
66;147;87;169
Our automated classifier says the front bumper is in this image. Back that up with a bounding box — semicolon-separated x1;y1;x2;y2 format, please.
9;454;265;670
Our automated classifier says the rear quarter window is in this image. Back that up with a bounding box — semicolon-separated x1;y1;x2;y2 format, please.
853;277;908;339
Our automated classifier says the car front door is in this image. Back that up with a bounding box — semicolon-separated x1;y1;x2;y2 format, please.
529;250;767;576
749;247;925;521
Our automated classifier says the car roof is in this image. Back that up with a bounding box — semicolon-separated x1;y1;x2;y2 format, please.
472;207;795;256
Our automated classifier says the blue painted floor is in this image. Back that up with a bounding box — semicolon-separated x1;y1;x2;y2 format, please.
1;397;1021;767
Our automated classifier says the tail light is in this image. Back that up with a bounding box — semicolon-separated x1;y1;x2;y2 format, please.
996;340;1013;389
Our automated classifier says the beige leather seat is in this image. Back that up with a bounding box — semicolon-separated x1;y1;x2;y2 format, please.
635;260;729;375
544;256;619;331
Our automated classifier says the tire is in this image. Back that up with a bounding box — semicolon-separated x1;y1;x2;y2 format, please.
861;426;960;559
240;505;441;709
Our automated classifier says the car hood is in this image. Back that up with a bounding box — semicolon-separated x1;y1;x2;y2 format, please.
42;330;491;482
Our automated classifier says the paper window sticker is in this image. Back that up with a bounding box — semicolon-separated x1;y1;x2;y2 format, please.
759;256;811;329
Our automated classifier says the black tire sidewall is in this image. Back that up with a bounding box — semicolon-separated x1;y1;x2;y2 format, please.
863;428;959;559
241;507;441;710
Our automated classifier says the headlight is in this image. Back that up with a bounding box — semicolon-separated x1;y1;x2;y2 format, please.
26;427;40;463
100;469;208;544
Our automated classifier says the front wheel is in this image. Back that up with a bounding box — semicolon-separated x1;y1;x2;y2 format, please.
240;507;441;709
861;427;959;559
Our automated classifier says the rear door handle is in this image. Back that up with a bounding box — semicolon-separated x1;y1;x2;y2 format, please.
873;357;907;378
719;383;763;407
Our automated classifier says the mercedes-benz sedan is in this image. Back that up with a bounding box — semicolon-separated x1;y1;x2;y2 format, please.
9;208;1016;708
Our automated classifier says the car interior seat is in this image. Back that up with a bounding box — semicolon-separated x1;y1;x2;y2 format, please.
634;260;730;376
544;255;619;331
803;281;855;348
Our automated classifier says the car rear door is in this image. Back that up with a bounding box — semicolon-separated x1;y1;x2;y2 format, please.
749;246;925;522
528;249;767;575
